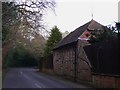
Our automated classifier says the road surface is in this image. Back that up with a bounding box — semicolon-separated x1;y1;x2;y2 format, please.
3;68;93;88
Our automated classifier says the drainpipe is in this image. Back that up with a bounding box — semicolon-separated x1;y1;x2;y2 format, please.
73;42;77;82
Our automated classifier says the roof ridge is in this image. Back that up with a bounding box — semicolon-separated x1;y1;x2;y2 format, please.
54;20;104;49
77;20;92;38
87;19;105;31
60;20;91;42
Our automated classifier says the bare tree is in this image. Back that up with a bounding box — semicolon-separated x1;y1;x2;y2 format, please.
2;0;56;58
15;0;56;37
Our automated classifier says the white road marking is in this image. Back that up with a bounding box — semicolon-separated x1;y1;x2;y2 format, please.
34;83;42;88
19;70;44;88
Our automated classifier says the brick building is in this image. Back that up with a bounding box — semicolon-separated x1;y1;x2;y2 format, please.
53;19;104;83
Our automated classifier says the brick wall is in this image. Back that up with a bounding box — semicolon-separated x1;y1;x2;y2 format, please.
53;41;92;83
92;74;120;88
53;45;75;78
42;68;55;75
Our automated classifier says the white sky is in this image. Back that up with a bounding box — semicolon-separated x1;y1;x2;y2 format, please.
45;0;119;32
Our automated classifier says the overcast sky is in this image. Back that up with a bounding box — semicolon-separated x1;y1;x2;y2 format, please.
45;0;119;32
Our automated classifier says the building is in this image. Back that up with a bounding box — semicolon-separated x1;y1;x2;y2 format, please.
53;19;104;83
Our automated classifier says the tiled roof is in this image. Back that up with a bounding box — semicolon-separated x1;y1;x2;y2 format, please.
54;19;104;49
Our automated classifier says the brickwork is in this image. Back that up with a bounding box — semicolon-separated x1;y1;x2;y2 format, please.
53;45;75;78
92;74;120;88
42;68;55;75
53;41;92;82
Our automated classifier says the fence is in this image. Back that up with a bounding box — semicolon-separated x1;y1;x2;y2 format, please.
84;38;120;75
39;54;53;70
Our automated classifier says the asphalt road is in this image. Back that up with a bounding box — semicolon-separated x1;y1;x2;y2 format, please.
3;68;93;88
